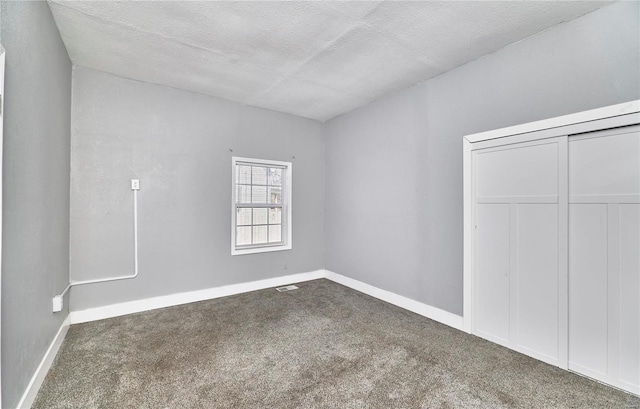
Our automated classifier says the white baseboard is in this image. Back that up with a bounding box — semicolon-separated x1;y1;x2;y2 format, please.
324;270;464;331
17;315;70;409
69;269;464;332
69;270;325;324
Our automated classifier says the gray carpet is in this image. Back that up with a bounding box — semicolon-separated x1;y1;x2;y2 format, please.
34;279;639;408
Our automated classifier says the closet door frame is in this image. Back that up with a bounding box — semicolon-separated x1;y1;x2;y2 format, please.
463;101;640;368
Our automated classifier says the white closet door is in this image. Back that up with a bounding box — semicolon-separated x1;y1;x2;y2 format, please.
472;137;565;366
568;125;640;394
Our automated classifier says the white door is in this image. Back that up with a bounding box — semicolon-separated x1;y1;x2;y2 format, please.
472;136;567;367
568;125;640;394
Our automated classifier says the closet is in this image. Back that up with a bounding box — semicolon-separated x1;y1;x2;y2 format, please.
463;101;640;395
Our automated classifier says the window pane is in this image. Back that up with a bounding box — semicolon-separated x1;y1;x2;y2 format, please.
269;225;282;243
252;186;267;203
253;225;267;244
236;226;251;246
268;186;282;204
237;165;252;184
236;185;251;204
237;208;252;225
269;168;282;186
252;166;267;185
268;207;281;224
253;208;268;225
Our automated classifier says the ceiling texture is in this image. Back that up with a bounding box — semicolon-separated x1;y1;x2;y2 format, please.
48;1;611;122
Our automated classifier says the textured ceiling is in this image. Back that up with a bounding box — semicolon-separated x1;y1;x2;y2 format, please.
48;1;611;122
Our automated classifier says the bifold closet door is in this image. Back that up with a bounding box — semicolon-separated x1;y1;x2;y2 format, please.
568;126;640;394
472;137;566;366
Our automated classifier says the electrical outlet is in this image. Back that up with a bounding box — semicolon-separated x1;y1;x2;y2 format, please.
52;295;63;313
131;179;140;190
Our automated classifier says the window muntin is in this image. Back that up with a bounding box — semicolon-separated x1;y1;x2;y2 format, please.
232;157;291;255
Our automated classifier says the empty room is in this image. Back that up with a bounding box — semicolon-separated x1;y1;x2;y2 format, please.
1;0;639;408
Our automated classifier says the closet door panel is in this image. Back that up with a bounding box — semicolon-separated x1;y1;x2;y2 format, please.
476;142;558;198
569;130;640;197
619;204;640;388
475;204;511;343
516;204;559;360
568;204;608;376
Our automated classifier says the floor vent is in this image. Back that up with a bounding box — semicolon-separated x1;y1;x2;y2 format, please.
276;285;299;292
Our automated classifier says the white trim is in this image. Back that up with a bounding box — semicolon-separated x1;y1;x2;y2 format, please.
17;316;70;409
465;100;640;143
0;45;5;405
324;270;464;331
232;156;291;168
231;156;293;256
463;139;473;333
70;270;324;324
476;195;558;204
569;194;640;204
69;269;465;333
231;243;292;256
557;137;569;370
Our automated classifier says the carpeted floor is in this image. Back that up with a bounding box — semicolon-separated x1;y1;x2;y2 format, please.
34;279;638;408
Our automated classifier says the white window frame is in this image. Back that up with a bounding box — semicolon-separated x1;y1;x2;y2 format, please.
231;156;292;255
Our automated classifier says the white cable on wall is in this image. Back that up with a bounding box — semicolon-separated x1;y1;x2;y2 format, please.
54;180;140;311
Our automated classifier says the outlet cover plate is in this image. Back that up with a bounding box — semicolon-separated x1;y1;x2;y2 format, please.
52;295;63;313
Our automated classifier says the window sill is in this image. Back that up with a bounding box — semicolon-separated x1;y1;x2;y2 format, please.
231;243;292;256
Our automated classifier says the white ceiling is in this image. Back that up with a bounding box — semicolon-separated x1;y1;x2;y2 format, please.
48;1;611;122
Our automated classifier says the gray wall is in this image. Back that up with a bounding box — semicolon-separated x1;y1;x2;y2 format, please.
1;2;72;408
69;67;324;311
325;1;640;316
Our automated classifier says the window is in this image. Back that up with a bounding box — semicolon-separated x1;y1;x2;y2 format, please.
231;157;292;255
